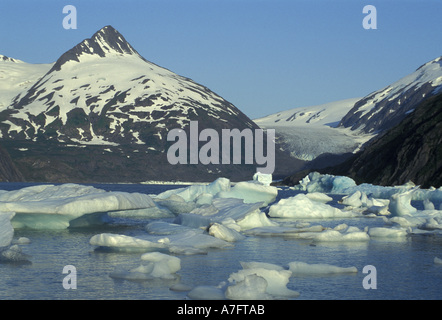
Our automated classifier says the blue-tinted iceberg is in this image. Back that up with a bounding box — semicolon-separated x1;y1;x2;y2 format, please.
0;183;164;229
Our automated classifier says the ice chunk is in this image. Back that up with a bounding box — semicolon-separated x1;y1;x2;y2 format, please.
0;183;160;229
268;194;356;219
90;229;232;254
208;223;245;242
340;191;365;207
110;252;181;281
228;266;299;298
434;257;442;265
288;261;357;275
368;227;408;238
236;208;279;230
294;172;357;194
0;211;15;248
216;181;278;206
155;177;230;202
89;233;167;252
139;252;181;279
389;188;418;217
0;244;30;263
225;274;271;300
253;172;273;186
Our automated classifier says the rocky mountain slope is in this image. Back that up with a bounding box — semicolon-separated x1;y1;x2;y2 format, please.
339;56;442;134
330;92;442;188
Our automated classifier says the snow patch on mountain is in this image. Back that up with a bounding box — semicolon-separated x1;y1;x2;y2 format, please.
0;55;52;110
339;56;442;134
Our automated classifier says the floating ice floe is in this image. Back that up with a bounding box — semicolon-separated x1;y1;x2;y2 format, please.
110;252;181;281
268;193;358;219
0;183;167;229
287;261;357;275
0;211;30;263
154;176;277;211
227;262;299;298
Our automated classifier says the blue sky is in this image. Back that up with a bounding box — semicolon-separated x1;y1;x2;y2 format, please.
1;0;441;119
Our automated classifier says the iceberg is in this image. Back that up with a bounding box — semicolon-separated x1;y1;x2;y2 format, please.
216;181;278;206
208;223;245;242
90;229;232;255
110;252;181;281
0;183;164;229
388;188;418;217
294;172;357;194
227;264;299;298
155;176;277;208
225;274;272;300
268;193;357;219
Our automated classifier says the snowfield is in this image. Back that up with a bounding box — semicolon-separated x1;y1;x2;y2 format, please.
1;171;441;298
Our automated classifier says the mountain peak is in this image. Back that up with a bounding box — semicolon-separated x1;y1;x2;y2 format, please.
0;55;22;63
51;25;141;71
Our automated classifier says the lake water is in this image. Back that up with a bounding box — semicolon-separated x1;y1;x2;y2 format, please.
0;183;441;300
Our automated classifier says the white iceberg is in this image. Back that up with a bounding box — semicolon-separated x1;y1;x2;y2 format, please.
110;252;181;281
268;193;357;219
208;223;245;242
90;229;232;255
225;274;272;300
228;265;299;298
388;188;418;217
154;177;230;202
89;233;167;252
294;172;357;194
0;183;164;229
217;181;278;206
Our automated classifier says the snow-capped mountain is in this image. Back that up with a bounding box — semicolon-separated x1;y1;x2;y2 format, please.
255;98;374;161
0;26;297;182
1;26;256;146
339;56;442;134
256;55;442;163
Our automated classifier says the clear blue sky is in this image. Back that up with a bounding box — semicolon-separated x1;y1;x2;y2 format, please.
1;0;441;119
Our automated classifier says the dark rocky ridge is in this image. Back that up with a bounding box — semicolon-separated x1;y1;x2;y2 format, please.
330;92;442;188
